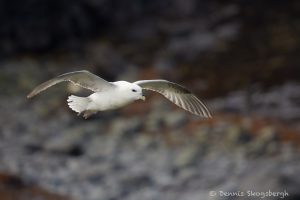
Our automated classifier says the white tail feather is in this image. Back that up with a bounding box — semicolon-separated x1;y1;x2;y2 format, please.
67;95;90;113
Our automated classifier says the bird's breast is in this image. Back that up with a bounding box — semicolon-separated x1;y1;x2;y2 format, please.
89;91;134;111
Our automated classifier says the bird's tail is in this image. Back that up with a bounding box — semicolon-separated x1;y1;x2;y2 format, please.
67;95;90;114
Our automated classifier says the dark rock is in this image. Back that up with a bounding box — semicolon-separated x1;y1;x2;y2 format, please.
0;173;70;200
24;144;43;154
66;145;84;157
225;126;252;145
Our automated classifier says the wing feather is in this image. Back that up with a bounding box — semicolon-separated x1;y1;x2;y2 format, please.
27;70;115;98
134;80;211;118
192;95;208;117
191;95;211;117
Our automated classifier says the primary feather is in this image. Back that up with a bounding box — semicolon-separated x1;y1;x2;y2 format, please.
134;80;211;118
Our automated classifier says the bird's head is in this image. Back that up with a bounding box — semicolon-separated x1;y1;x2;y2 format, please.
130;84;146;101
114;81;145;101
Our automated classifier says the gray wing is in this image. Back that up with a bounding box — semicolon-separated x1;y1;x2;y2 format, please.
134;80;211;118
27;70;115;98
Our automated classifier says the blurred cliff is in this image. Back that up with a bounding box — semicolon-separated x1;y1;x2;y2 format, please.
0;0;299;200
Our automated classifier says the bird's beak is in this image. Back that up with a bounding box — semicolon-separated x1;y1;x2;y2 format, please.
140;95;146;101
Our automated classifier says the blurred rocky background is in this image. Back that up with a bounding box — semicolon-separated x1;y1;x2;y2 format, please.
0;0;300;200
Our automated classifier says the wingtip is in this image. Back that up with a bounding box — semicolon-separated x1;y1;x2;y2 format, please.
200;113;213;119
206;114;212;119
206;112;212;119
190;110;212;118
27;90;39;99
27;93;33;99
193;109;212;118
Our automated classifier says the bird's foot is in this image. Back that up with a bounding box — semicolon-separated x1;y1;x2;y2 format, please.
82;110;97;119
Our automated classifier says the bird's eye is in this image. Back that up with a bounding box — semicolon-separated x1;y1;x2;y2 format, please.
132;89;137;92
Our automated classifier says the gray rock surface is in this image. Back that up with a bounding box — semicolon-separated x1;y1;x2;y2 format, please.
0;65;299;200
210;83;300;120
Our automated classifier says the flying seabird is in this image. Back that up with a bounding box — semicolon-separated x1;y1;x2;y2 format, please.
27;70;211;119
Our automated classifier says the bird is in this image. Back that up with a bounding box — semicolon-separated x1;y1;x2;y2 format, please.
27;70;211;119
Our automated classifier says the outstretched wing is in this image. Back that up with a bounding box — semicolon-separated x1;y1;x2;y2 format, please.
134;80;211;118
27;70;115;98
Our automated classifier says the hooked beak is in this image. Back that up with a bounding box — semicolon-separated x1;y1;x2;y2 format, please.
140;95;146;101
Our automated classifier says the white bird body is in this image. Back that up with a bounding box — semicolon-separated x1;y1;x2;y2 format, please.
67;81;144;118
88;91;131;110
27;70;211;119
